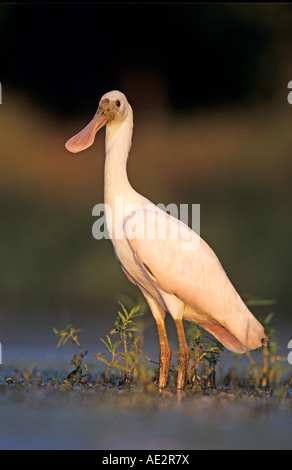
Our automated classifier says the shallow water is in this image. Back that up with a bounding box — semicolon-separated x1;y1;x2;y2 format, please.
0;315;291;450
0;382;291;450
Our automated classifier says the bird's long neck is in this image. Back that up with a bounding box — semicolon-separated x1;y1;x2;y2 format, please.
104;109;137;237
104;110;134;205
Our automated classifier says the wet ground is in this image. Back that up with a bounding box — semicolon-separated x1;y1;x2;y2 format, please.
0;381;291;450
1;315;291;450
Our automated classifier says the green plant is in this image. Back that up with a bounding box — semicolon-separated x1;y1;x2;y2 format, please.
244;313;289;388
53;324;89;382
51;299;290;393
185;322;224;389
222;299;291;390
95;302;154;385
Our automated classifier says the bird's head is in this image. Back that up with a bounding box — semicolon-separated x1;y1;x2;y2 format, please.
65;90;130;153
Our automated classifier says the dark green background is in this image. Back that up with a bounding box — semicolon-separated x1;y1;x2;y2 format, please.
0;4;291;332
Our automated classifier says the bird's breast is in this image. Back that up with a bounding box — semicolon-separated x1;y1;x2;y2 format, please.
112;234;164;302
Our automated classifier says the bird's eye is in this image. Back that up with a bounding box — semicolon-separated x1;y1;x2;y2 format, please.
115;100;121;107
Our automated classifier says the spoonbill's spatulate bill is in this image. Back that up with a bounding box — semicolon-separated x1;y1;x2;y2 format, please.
66;90;267;390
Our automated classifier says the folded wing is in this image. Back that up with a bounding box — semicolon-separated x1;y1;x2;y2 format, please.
125;207;267;353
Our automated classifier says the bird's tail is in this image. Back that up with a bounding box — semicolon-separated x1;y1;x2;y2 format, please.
198;318;267;354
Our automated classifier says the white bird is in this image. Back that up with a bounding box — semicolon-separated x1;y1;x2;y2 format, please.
65;90;267;389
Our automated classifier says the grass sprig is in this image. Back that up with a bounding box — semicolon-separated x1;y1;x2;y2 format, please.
95;302;153;385
53;324;89;382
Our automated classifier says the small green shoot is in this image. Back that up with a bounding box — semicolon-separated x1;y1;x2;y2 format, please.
95;302;154;385
186;322;224;389
53;324;89;382
244;313;289;388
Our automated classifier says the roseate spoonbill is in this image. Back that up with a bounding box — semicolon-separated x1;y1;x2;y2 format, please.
65;90;267;389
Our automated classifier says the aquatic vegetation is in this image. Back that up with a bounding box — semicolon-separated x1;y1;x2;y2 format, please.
94;303;226;390
1;299;289;399
223;298;290;390
185;323;224;389
95;302;155;387
53;324;90;383
242;313;290;389
49;301;291;396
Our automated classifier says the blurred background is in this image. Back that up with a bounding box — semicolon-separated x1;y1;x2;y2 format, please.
1;4;292;365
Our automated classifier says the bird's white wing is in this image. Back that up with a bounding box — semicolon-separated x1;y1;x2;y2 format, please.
124;207;266;352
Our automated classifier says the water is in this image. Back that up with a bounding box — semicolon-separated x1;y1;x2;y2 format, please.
0;379;291;450
0;314;291;450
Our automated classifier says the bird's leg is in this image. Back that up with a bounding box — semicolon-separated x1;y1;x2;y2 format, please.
144;294;171;389
174;318;190;390
155;317;172;389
